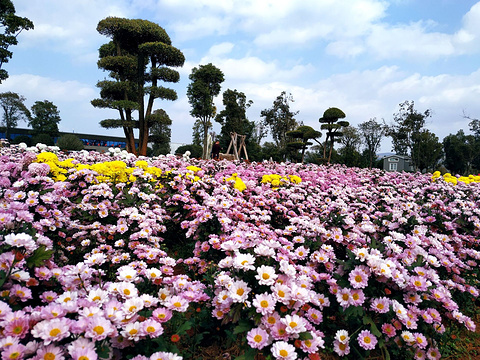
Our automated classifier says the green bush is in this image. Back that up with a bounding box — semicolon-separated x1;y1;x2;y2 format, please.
56;134;84;151
175;144;203;158
32;133;54;146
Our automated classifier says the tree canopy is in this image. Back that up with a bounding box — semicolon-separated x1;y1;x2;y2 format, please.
319;107;349;163
286;125;322;163
29;100;61;138
92;17;184;156
358;118;387;168
0;0;33;82
187;63;225;159
0;91;30;139
215;89;254;152
388;100;431;171
260;91;299;160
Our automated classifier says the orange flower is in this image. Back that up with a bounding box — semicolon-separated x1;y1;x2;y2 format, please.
171;334;180;343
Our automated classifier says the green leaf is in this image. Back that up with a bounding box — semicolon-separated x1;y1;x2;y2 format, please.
233;319;252;334
96;343;111;359
362;315;382;337
176;320;192;335
298;331;313;340
26;246;54;269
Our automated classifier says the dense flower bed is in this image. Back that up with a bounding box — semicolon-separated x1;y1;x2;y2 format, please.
0;144;479;360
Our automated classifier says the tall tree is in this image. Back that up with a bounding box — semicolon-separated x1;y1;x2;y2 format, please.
337;125;362;167
412;129;443;173
260;91;299;160
358;118;387;168
187;63;224;159
443;130;478;175
0;0;33;82
387;100;431;170
0;91;30;139
215;89;254;150
29;100;61;137
149;109;172;156
319;107;349;163
286;125;322;163
92;17;185;156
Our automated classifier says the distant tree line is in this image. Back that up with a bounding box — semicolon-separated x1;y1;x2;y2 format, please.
1;6;478;173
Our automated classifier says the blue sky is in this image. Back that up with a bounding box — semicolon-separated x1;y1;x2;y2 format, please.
3;0;480;152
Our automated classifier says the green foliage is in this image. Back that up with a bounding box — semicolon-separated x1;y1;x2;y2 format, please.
387;100;431;171
149;109;172;156
319;107;349;163
10;134;31;146
215;89;256;157
93;17;184;155
25;245;54;269
56;134;84;151
443;130;479;175
0;91;30;139
187;63;225;159
29;100;61;137
260;91;299;160
286;125;322;163
358;118;387;169
0;0;34;82
412;129;443;173
175;144;203;158
31;133;54;146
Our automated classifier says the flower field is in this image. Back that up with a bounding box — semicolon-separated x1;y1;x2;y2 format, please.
0;143;479;360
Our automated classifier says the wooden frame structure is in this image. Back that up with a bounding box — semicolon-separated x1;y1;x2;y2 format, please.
225;132;248;161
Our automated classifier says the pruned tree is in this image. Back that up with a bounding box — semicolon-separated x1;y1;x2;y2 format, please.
260;91;299;160
286;125;322;163
358;118;387;168
92;17;185;156
0;91;30;139
187;63;225;159
0;0;33;82
319;107;349;163
29;100;61;138
387;100;431;170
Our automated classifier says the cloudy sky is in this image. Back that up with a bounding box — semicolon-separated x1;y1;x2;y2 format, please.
3;0;480;152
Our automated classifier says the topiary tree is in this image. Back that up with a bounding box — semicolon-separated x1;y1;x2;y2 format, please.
286;125;322;163
319;107;349;163
92;17;185;156
56;134;84;151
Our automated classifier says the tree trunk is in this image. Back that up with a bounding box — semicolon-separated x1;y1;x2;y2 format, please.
202;121;209;159
137;52;148;156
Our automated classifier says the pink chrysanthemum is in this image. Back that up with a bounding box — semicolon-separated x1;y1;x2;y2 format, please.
253;293;276;315
357;330;377;350
36;344;65;360
333;339;350;356
348;267;369;289
246;327;270;349
271;341;297;360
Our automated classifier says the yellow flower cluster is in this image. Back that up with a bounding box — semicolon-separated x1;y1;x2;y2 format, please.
35;153;164;184
90;161;135;183
432;171;480;185
261;174;302;187
35;152;74;182
225;173;247;192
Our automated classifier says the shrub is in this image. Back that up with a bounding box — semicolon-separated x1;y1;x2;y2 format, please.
56;133;84;151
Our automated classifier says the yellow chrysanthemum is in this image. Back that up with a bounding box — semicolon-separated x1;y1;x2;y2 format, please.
135;160;149;170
